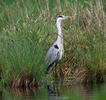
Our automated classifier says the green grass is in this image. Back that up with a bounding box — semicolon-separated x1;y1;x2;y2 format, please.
0;0;105;85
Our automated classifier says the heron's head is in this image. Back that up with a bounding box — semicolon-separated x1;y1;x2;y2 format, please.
57;15;72;23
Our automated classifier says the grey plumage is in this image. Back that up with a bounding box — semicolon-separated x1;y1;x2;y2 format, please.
45;43;60;74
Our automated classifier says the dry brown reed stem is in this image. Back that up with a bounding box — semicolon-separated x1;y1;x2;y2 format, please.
104;22;106;37
21;0;29;20
65;0;69;10
57;0;62;13
5;8;16;31
6;9;13;25
46;0;50;20
36;0;42;13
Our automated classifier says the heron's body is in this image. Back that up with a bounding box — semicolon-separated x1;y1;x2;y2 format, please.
45;15;72;74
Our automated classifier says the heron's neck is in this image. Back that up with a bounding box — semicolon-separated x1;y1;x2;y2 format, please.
56;21;63;45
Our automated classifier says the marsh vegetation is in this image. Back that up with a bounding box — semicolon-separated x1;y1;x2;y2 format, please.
0;0;105;87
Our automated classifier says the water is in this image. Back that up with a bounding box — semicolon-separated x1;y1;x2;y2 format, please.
1;83;106;100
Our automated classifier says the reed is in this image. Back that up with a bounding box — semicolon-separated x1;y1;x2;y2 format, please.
0;0;105;85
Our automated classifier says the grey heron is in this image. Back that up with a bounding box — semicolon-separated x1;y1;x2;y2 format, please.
45;15;72;74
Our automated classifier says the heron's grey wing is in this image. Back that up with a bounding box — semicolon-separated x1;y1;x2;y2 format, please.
45;46;59;66
45;46;60;74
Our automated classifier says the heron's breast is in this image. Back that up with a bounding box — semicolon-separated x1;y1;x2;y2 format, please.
59;46;64;60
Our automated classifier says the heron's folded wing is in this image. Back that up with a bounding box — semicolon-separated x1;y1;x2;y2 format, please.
45;46;60;67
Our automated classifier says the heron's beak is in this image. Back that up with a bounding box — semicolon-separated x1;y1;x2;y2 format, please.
64;16;72;19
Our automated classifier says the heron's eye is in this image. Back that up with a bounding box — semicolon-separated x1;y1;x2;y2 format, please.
58;15;63;18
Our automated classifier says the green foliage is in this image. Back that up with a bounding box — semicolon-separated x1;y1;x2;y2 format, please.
0;0;105;84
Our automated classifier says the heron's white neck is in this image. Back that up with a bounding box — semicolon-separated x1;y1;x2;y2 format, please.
56;20;63;44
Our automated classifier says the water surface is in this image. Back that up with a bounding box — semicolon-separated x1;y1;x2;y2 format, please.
1;83;106;100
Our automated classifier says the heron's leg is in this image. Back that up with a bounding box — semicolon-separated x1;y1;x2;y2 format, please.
53;63;58;82
55;65;57;73
59;67;64;85
54;63;57;73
